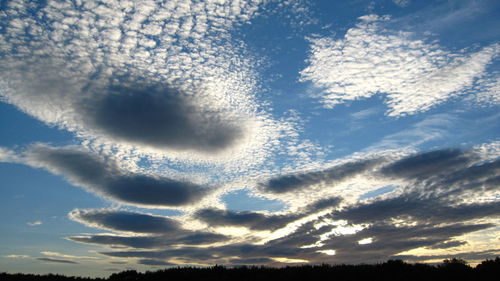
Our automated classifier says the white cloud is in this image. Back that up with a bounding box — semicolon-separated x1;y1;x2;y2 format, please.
4;254;30;259
0;146;17;162
27;220;42;226
393;0;410;7
300;15;499;117
40;251;100;260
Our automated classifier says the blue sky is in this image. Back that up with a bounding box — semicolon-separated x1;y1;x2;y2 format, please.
0;0;499;277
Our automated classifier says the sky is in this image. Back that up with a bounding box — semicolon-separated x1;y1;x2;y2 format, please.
0;0;499;277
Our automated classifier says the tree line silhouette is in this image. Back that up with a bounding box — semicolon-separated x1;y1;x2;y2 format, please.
2;257;499;281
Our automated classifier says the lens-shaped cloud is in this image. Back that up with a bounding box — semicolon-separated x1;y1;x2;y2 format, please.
24;145;208;208
259;159;382;194
69;209;180;234
77;83;243;153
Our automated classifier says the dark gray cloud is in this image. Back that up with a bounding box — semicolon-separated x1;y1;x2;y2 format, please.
228;257;274;264
306;197;342;212
68;209;228;249
259;159;381;193
333;196;500;225
25;145;208;207
195;197;341;230
427;240;468;249
78;82;242;153
69;209;180;234
36;257;78;264
69;235;165;249
195;208;299;231
69;232;228;249
396;249;500;262
380;148;474;179
138;259;175;266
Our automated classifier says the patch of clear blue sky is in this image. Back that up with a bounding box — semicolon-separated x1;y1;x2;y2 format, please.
222;189;286;212
0;102;75;147
359;185;397;200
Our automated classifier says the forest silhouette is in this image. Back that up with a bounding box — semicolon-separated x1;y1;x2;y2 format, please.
2;257;499;281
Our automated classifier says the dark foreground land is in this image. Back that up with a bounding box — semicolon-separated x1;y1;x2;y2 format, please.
2;258;500;281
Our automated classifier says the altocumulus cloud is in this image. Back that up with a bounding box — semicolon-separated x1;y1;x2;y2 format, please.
22;145;208;208
301;14;499;116
0;0;285;167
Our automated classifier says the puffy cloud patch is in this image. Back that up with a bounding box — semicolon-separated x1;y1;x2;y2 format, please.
0;0;290;170
24;145;208;208
300;15;499;116
0;147;16;162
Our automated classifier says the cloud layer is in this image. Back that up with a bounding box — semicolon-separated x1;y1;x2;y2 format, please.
60;147;500;265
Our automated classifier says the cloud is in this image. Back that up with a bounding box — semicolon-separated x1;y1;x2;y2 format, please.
69;209;180;234
393;0;411;7
40;251;99;260
23;145;208;207
4;255;30;259
300;15;499;116
96;218;494;265
228;257;273;264
195;208;300;231
36;257;78;264
195;197;341;230
379;148;474;179
427;240;468;250
67;209;228;249
0;147;17;162
38;144;497;266
69;232;228;249
76;82;242;153
94;147;499;264
0;0;288;169
259;159;381;193
396;249;500;262
138;259;175;266
27;221;42;226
